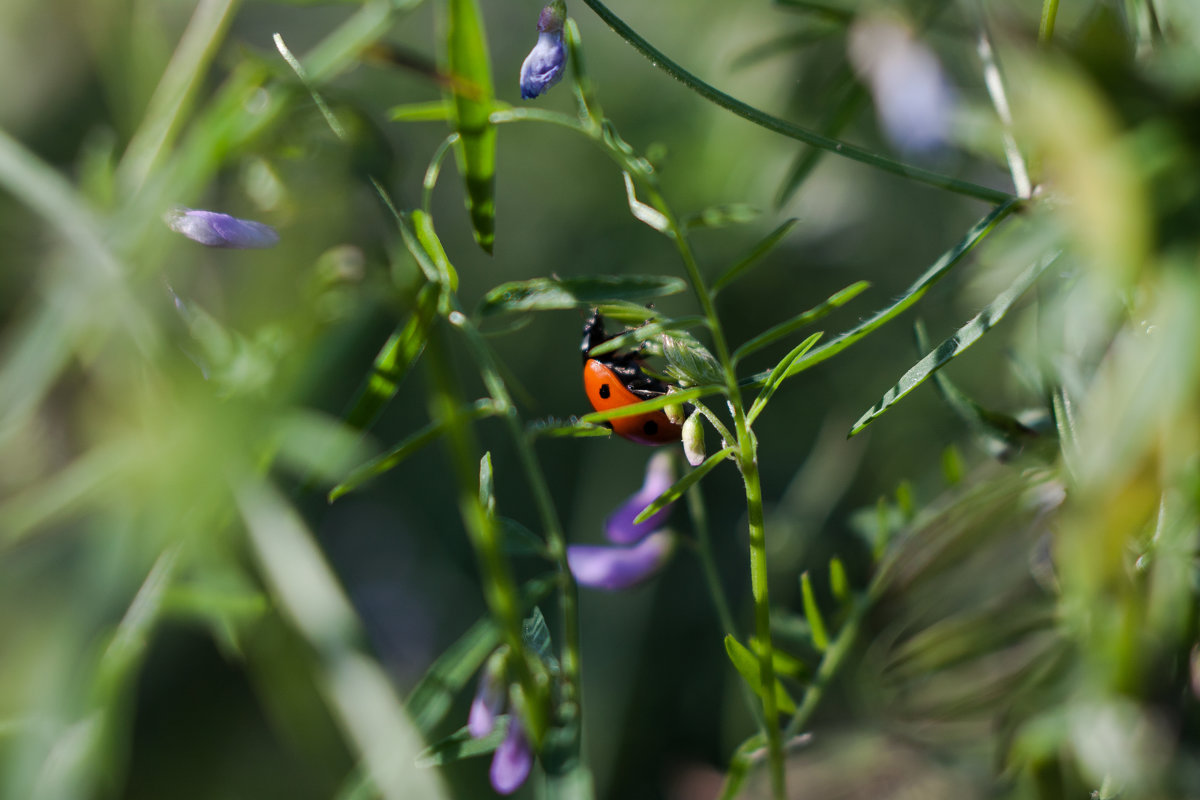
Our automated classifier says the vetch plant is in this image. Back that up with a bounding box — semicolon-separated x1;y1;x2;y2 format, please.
4;0;1200;799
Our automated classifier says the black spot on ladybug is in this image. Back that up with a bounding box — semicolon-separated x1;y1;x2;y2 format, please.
643;420;658;436
599;384;611;399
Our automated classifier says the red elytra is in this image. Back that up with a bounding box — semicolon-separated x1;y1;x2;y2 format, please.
581;312;682;446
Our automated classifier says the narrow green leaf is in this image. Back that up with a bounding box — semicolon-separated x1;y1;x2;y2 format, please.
710;218;798;295
747;332;822;425
741;199;1021;388
329;400;495;501
416;719;507;767
477;275;686;316
479;452;495;515
895;481;915;520
446;0;497;252
632;447;735;524
914;319;1040;456
724;635;798;715
734;281;867;362
829;557;850;605
525;418;614;439
405;574;556;734
849;249;1059;436
389;101;453;121
578;384;723;425
800;572;828;652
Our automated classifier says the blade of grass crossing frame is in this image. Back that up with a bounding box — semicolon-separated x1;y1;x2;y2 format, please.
849;249;1060;436
741;199;1021;388
445;0;497;253
800;572;829;651
710;218;798;295
734;281;868;363
632;447;736;524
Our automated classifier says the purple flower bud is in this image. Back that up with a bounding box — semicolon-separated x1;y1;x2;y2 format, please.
468;660;507;739
490;717;534;795
605;452;675;545
520;2;567;100
165;207;280;249
568;531;677;591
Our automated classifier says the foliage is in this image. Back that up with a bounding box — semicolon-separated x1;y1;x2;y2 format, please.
1;0;1199;799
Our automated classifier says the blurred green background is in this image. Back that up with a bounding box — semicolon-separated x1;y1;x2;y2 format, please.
3;0;1200;798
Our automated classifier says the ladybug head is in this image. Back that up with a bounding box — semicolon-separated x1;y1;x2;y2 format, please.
581;310;610;363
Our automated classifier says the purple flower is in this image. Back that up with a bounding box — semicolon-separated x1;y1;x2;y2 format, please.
490;717;534;795
165;207;280;249
469;654;534;794
468;665;506;739
568;530;677;591
605;451;675;545
519;2;567;100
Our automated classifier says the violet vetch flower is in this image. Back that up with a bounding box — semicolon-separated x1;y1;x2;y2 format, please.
165;207;280;249
489;717;534;795
604;451;675;545
519;1;567;100
468;652;534;795
847;16;956;154
468;659;506;739
568;530;677;591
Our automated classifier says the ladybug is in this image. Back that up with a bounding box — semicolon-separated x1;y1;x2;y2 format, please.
581;311;683;446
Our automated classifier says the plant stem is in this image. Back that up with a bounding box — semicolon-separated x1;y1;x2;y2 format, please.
577;0;1014;205
1038;0;1059;45
448;309;584;730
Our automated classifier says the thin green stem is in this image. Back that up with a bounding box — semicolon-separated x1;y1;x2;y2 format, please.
687;485;765;730
1038;0;1060;45
577;0;1014;204
424;324;548;740
448;310;583;725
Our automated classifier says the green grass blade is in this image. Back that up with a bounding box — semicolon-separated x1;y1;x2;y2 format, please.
733;281;868;363
116;0;239;193
632;447;735;524
476;275;686;316
747;332;822;425
742;199;1021;388
710;219;799;295
724;636;798;715
330;400;496;501
576;0;1014;204
849;249;1060;436
445;0;497;253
